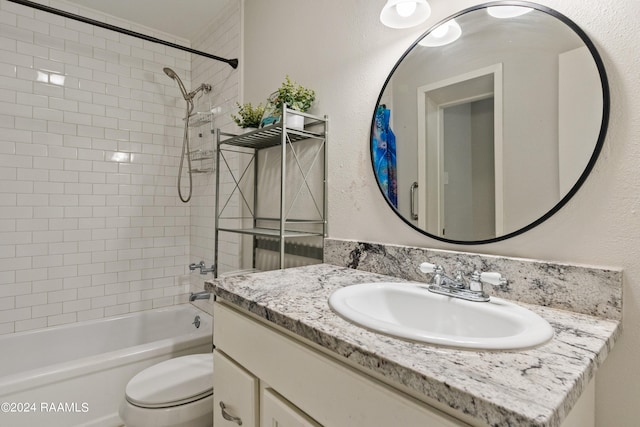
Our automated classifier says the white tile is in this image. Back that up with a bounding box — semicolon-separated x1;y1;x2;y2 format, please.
16;243;47;257
0;0;240;331
48;288;76;303
62;298;90;313
14;316;47;332
76;307;104;322
47;312;76;326
15;267;46;284
16;40;48;59
0;231;31;245
50;25;78;42
77;262;104;277
15;291;46;308
0;307;31;323
62;275;88;289
91;272;117;287
91;294;116;309
32;302;62;318
0;296;14;310
77;285;103;299
32;230;63;243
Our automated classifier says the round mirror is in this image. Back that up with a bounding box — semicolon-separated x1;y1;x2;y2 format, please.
371;1;609;244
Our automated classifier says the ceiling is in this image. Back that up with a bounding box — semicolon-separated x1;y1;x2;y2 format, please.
65;0;229;40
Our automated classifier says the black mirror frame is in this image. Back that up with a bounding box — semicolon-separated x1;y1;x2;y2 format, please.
370;0;610;245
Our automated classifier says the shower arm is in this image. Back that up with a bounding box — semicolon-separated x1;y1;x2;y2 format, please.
186;84;213;101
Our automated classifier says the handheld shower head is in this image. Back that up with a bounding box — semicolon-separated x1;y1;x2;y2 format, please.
163;67;190;100
163;66;213;204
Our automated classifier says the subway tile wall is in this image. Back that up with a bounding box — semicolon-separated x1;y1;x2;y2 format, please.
188;0;242;314
189;0;242;278
0;0;240;334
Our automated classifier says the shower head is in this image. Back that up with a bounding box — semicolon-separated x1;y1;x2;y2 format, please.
163;67;211;101
163;67;190;100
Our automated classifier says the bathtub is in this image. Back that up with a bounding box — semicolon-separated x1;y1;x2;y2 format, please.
0;304;212;427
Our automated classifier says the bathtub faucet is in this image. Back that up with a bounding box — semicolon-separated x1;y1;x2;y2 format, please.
189;261;214;275
189;291;211;302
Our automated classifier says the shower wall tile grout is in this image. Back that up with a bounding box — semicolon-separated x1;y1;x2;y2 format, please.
189;0;242;278
0;0;241;334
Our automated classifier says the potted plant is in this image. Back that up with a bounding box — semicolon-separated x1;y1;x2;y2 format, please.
231;102;266;130
265;76;316;129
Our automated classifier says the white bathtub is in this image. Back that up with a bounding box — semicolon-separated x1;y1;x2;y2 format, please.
0;304;213;427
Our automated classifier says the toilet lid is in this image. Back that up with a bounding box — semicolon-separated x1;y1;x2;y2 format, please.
126;353;214;408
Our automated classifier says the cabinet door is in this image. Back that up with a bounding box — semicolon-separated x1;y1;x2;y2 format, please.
261;386;322;427
214;350;259;427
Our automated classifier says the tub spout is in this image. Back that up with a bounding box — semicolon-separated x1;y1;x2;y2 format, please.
189;291;210;302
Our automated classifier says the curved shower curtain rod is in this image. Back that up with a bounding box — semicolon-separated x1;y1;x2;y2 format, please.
7;0;239;69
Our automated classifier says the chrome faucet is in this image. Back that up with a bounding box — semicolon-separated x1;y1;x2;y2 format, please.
189;261;214;275
189;291;210;302
419;262;508;302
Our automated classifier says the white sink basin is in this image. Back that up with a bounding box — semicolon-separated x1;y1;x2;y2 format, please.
328;282;554;350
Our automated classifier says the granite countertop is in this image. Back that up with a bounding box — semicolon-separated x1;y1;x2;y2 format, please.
209;263;621;427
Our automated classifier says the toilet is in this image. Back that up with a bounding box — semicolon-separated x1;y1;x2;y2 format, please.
119;353;214;427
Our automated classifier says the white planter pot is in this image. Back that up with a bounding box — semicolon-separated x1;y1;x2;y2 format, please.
286;112;305;130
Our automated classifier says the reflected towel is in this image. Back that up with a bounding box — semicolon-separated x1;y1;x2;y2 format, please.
372;106;398;207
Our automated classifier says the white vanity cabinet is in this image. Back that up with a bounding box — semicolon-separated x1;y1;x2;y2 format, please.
260;387;322;427
213;350;258;427
213;301;467;427
213;349;319;427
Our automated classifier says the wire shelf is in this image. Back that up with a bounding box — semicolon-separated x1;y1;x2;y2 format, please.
189;149;215;161
187;112;213;127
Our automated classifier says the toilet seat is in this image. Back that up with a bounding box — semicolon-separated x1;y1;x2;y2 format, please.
126;353;213;409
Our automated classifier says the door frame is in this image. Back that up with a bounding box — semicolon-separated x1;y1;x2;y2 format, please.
416;63;504;237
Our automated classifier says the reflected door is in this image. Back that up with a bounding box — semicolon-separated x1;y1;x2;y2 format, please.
417;64;503;239
442;98;495;240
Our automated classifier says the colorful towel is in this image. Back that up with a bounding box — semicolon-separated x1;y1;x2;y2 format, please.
372;105;398;207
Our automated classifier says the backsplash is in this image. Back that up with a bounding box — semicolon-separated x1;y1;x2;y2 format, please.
324;238;622;320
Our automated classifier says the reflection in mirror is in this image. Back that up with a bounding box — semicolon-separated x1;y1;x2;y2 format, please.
372;2;609;244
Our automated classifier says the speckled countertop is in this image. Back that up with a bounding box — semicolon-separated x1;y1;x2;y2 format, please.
209;263;620;427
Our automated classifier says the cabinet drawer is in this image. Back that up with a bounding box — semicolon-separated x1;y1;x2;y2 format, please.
261;386;322;427
214;301;468;427
213;350;259;427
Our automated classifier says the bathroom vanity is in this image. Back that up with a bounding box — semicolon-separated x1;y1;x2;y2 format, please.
209;264;620;427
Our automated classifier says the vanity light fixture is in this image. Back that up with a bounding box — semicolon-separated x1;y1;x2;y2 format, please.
487;5;533;18
380;0;431;29
418;19;462;47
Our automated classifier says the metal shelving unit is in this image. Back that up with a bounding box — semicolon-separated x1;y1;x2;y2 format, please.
214;106;328;276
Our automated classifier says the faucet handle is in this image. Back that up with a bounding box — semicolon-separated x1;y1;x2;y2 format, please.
419;262;441;274
480;272;508;289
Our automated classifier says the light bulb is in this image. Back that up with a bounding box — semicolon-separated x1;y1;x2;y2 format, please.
380;0;431;29
395;2;417;18
419;19;462;47
431;24;450;39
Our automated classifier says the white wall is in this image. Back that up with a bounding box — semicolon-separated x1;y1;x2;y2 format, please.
242;0;640;425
